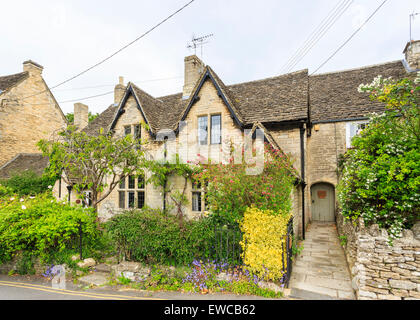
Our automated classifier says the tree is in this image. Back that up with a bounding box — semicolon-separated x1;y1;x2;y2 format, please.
338;73;420;240
38;126;145;212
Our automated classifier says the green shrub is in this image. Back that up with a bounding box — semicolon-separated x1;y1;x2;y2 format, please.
338;74;420;240
0;170;57;196
195;144;296;227
0;192;100;264
105;208;216;266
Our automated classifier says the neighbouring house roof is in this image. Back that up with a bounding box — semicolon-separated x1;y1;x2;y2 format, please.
83;104;119;136
0;72;28;93
309;60;408;123
0;153;49;180
83;59;410;135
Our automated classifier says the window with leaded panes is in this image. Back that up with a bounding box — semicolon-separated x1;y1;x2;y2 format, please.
192;180;204;212
118;172;146;209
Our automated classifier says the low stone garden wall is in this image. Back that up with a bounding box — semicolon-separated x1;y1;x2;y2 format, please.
337;212;420;300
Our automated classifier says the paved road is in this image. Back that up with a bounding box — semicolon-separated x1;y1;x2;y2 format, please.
0;275;277;300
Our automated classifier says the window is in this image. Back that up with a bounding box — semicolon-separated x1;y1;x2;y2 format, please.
83;191;92;208
124;126;131;136
118;172;146;209
134;124;141;140
346;121;369;148
198;116;208;145
211;114;221;144
192;181;204;212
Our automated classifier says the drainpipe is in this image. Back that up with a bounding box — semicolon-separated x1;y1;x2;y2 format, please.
300;125;306;240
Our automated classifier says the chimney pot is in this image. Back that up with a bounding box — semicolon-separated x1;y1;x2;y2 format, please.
74;103;89;130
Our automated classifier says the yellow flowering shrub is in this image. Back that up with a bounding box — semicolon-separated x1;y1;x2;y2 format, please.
240;207;292;281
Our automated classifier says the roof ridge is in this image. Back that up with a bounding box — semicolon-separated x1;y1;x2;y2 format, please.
310;60;404;77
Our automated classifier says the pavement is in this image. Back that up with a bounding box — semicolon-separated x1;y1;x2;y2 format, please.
288;222;356;300
0;274;281;300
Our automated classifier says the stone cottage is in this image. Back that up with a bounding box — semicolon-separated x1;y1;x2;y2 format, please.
53;40;420;238
0;60;67;177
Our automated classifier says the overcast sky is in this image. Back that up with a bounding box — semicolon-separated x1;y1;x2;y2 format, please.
1;0;419;115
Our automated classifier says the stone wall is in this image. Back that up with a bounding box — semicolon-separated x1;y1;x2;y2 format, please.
337;213;420;300
0;63;67;166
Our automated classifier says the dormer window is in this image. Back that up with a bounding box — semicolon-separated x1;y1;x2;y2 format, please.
197;114;221;145
198;116;208;145
210;114;221;144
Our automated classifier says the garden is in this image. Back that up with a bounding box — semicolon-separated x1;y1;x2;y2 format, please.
0;139;298;298
338;72;420;241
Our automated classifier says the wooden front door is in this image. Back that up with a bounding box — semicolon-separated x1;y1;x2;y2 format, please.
311;183;335;222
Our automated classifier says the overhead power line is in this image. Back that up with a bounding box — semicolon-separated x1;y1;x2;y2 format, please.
25;90;114;106
280;0;353;74
19;0;196;101
280;0;348;73
53;76;183;92
311;0;388;75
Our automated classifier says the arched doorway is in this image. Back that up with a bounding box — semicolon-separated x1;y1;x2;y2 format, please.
311;183;335;222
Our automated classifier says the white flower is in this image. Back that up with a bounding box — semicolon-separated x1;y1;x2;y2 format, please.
21;205;26;210
48;185;52;189
10;197;15;201
20;198;24;202
29;196;35;199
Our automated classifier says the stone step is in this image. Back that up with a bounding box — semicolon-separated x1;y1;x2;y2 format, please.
95;263;112;273
78;272;110;287
289;288;336;300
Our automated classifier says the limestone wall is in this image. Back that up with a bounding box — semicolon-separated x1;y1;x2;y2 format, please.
0;69;67;166
337;213;420;300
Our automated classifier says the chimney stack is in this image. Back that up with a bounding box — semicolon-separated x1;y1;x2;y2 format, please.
23;60;43;77
74;103;89;130
182;55;205;100
403;40;420;70
114;76;126;105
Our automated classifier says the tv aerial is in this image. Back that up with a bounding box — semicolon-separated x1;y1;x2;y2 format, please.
187;33;214;58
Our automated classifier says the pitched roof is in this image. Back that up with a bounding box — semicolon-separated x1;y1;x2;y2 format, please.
0;153;49;180
0;72;28;93
228;69;309;124
131;83;167;133
83;59;410;136
83;104;119;136
309;60;408;123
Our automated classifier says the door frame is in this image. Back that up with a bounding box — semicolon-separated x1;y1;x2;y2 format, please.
310;182;336;222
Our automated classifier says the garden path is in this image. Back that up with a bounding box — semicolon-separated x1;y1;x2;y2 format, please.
288;222;355;300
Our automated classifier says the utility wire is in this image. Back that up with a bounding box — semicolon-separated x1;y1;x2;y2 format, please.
311;0;388;75
284;0;353;74
19;0;196;101
280;0;348;73
24;91;115;106
281;0;353;74
53;76;183;92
